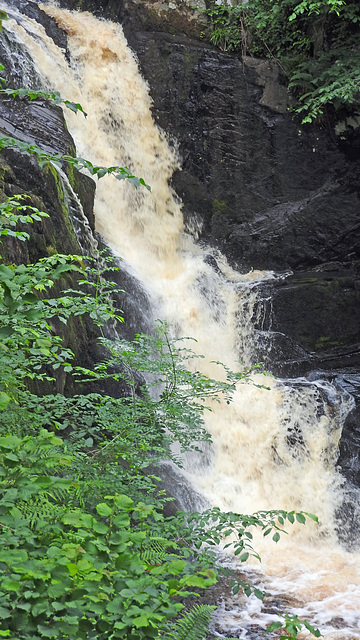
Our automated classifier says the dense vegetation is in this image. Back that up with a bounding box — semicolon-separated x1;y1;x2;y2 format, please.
203;0;360;124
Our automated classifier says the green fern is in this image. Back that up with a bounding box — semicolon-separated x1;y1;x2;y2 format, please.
16;494;65;529
50;484;85;509
141;536;178;565
159;604;217;640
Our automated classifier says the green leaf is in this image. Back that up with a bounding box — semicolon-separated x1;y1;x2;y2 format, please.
0;435;21;449
52;263;83;280
265;621;283;633
48;582;68;598
0;392;10;410
47;546;62;558
180;574;212;587
272;532;281;543
3;580;21;591
304;512;318;522
67;563;79;576
287;512;295;524
0;264;14;280
32;602;48;617
114;494;134;510
0;549;28;565
296;513;306;524
24;309;43;322
0;326;13;338
93;520;109;534
132;614;151;628
22;292;38;303
62;511;93;528
96;502;113;517
113;513;130;528
167;559;187;574
37;626;59;638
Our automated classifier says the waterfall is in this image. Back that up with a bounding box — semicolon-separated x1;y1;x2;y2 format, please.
2;2;360;637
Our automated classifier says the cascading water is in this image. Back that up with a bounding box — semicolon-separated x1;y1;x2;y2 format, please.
1;2;360;637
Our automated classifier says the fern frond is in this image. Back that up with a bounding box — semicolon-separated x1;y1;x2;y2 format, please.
50;484;85;509
17;494;65;528
159;604;217;640
140;536;178;565
15;485;83;528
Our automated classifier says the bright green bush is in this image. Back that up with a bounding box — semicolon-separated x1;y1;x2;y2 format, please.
0;430;217;639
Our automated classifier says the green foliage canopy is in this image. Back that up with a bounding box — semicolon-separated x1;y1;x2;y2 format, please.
203;0;360;123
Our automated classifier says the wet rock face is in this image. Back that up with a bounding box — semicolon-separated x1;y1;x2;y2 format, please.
0;96;99;394
52;0;206;39
53;0;360;268
119;24;360;377
127;34;360;271
6;0;68;51
252;266;360;378
338;375;360;487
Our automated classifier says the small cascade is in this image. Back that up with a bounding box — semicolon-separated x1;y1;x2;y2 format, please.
56;167;98;257
1;2;360;637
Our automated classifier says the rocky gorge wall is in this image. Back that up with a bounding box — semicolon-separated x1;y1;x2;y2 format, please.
51;0;360;375
0;1;151;394
0;64;97;394
1;0;360;486
123;1;360;376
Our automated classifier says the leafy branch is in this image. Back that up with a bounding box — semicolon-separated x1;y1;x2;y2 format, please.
0;61;150;189
186;506;318;566
0;62;86;116
0;136;151;190
0;86;88;117
265;613;321;639
0;194;49;242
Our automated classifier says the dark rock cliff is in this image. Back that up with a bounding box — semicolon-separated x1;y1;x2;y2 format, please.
0;112;99;394
125;19;360;380
53;0;360;375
